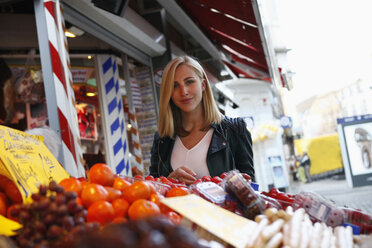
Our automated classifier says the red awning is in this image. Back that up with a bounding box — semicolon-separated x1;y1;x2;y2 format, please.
176;0;274;82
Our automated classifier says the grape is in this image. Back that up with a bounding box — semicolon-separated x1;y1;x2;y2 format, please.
39;184;48;196
67;199;79;213
14;181;91;248
43;213;54;225
19;210;31;223
55;194;66;205
64;190;77;201
37;198;51;211
35;221;47;234
57;204;68;216
47;225;62;239
62;216;75;231
32;192;41;201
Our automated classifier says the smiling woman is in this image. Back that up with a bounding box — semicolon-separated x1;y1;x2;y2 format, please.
150;56;255;184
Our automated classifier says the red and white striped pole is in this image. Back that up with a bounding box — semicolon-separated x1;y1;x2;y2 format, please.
34;0;85;177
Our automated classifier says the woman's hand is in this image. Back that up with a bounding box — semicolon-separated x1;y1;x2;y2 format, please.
168;166;197;185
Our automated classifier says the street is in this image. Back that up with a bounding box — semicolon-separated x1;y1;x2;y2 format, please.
289;178;372;215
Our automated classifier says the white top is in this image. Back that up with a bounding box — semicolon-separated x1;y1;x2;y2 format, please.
171;128;214;179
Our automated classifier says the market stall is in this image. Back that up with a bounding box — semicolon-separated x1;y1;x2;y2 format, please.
0;125;371;248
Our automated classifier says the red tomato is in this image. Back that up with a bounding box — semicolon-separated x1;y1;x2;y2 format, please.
149;193;171;213
211;176;223;184
134;175;144;181
219;172;228;179
81;183;109;208
87;200;115;226
104;187;122;202
166;211;182;225
0;195;6;216
145;175;155;181
7;203;20;221
111;198;129;218
5;181;22;204
202;176;212;182
0;175;11;190
166;187;190;198
113;177;131;192
122;180;151;203
59;177;82;195
192;179;202;185
128;199;160;221
88;163;115;187
112;216;127;224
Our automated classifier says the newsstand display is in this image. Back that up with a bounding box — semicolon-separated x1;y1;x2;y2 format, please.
0;125;371;248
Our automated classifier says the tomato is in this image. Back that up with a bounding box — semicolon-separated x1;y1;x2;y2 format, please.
0;194;7;216
192;179;202;185
160;176;172;185
149;193;171;213
113;177;131;192
122;180;151;203
166;187;189;198
134;175;144;181
104;187;122;202
219;172;228;179
87;200;115;226
7;203;20;221
168;178;179;184
0;175;11;190
59;177;82;195
145;175;155;181
76;196;83;206
5;180;22;204
166;211;182;225
81;183;109;208
202;176;212;182
211;176;223;184
0;192;9;207
144;181;156;195
112;216;127;224
88;163;115;187
128;199;160;221
111;198;130;218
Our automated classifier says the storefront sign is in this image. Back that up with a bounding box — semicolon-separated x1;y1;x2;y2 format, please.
337;114;372;187
0;125;70;202
72;68;94;83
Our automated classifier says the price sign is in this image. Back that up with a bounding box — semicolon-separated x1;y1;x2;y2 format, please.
0;125;70;203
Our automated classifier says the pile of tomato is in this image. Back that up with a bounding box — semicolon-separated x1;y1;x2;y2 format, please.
0;174;23;220
57;163;188;226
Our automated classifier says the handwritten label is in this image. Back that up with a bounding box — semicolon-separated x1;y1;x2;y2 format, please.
0;125;70;203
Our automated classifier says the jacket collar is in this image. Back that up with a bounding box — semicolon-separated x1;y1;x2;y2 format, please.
208;121;227;155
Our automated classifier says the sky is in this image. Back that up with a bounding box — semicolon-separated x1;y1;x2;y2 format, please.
273;0;372;117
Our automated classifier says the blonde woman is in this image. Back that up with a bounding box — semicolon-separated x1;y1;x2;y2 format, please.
150;56;254;185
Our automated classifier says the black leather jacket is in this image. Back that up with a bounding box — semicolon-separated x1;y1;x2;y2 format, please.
150;116;255;181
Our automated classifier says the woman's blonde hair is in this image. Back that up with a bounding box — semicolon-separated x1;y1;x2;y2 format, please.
158;56;223;137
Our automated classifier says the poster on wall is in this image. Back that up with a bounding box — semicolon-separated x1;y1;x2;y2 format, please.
76;103;97;141
337;115;372;187
267;155;289;189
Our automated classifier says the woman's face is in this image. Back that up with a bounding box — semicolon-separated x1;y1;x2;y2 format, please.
171;64;205;114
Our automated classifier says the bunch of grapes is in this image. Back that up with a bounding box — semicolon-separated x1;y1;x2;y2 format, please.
71;216;204;248
10;181;99;248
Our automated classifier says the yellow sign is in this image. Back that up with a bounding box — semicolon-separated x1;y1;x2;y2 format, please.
161;194;257;248
0;125;70;203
